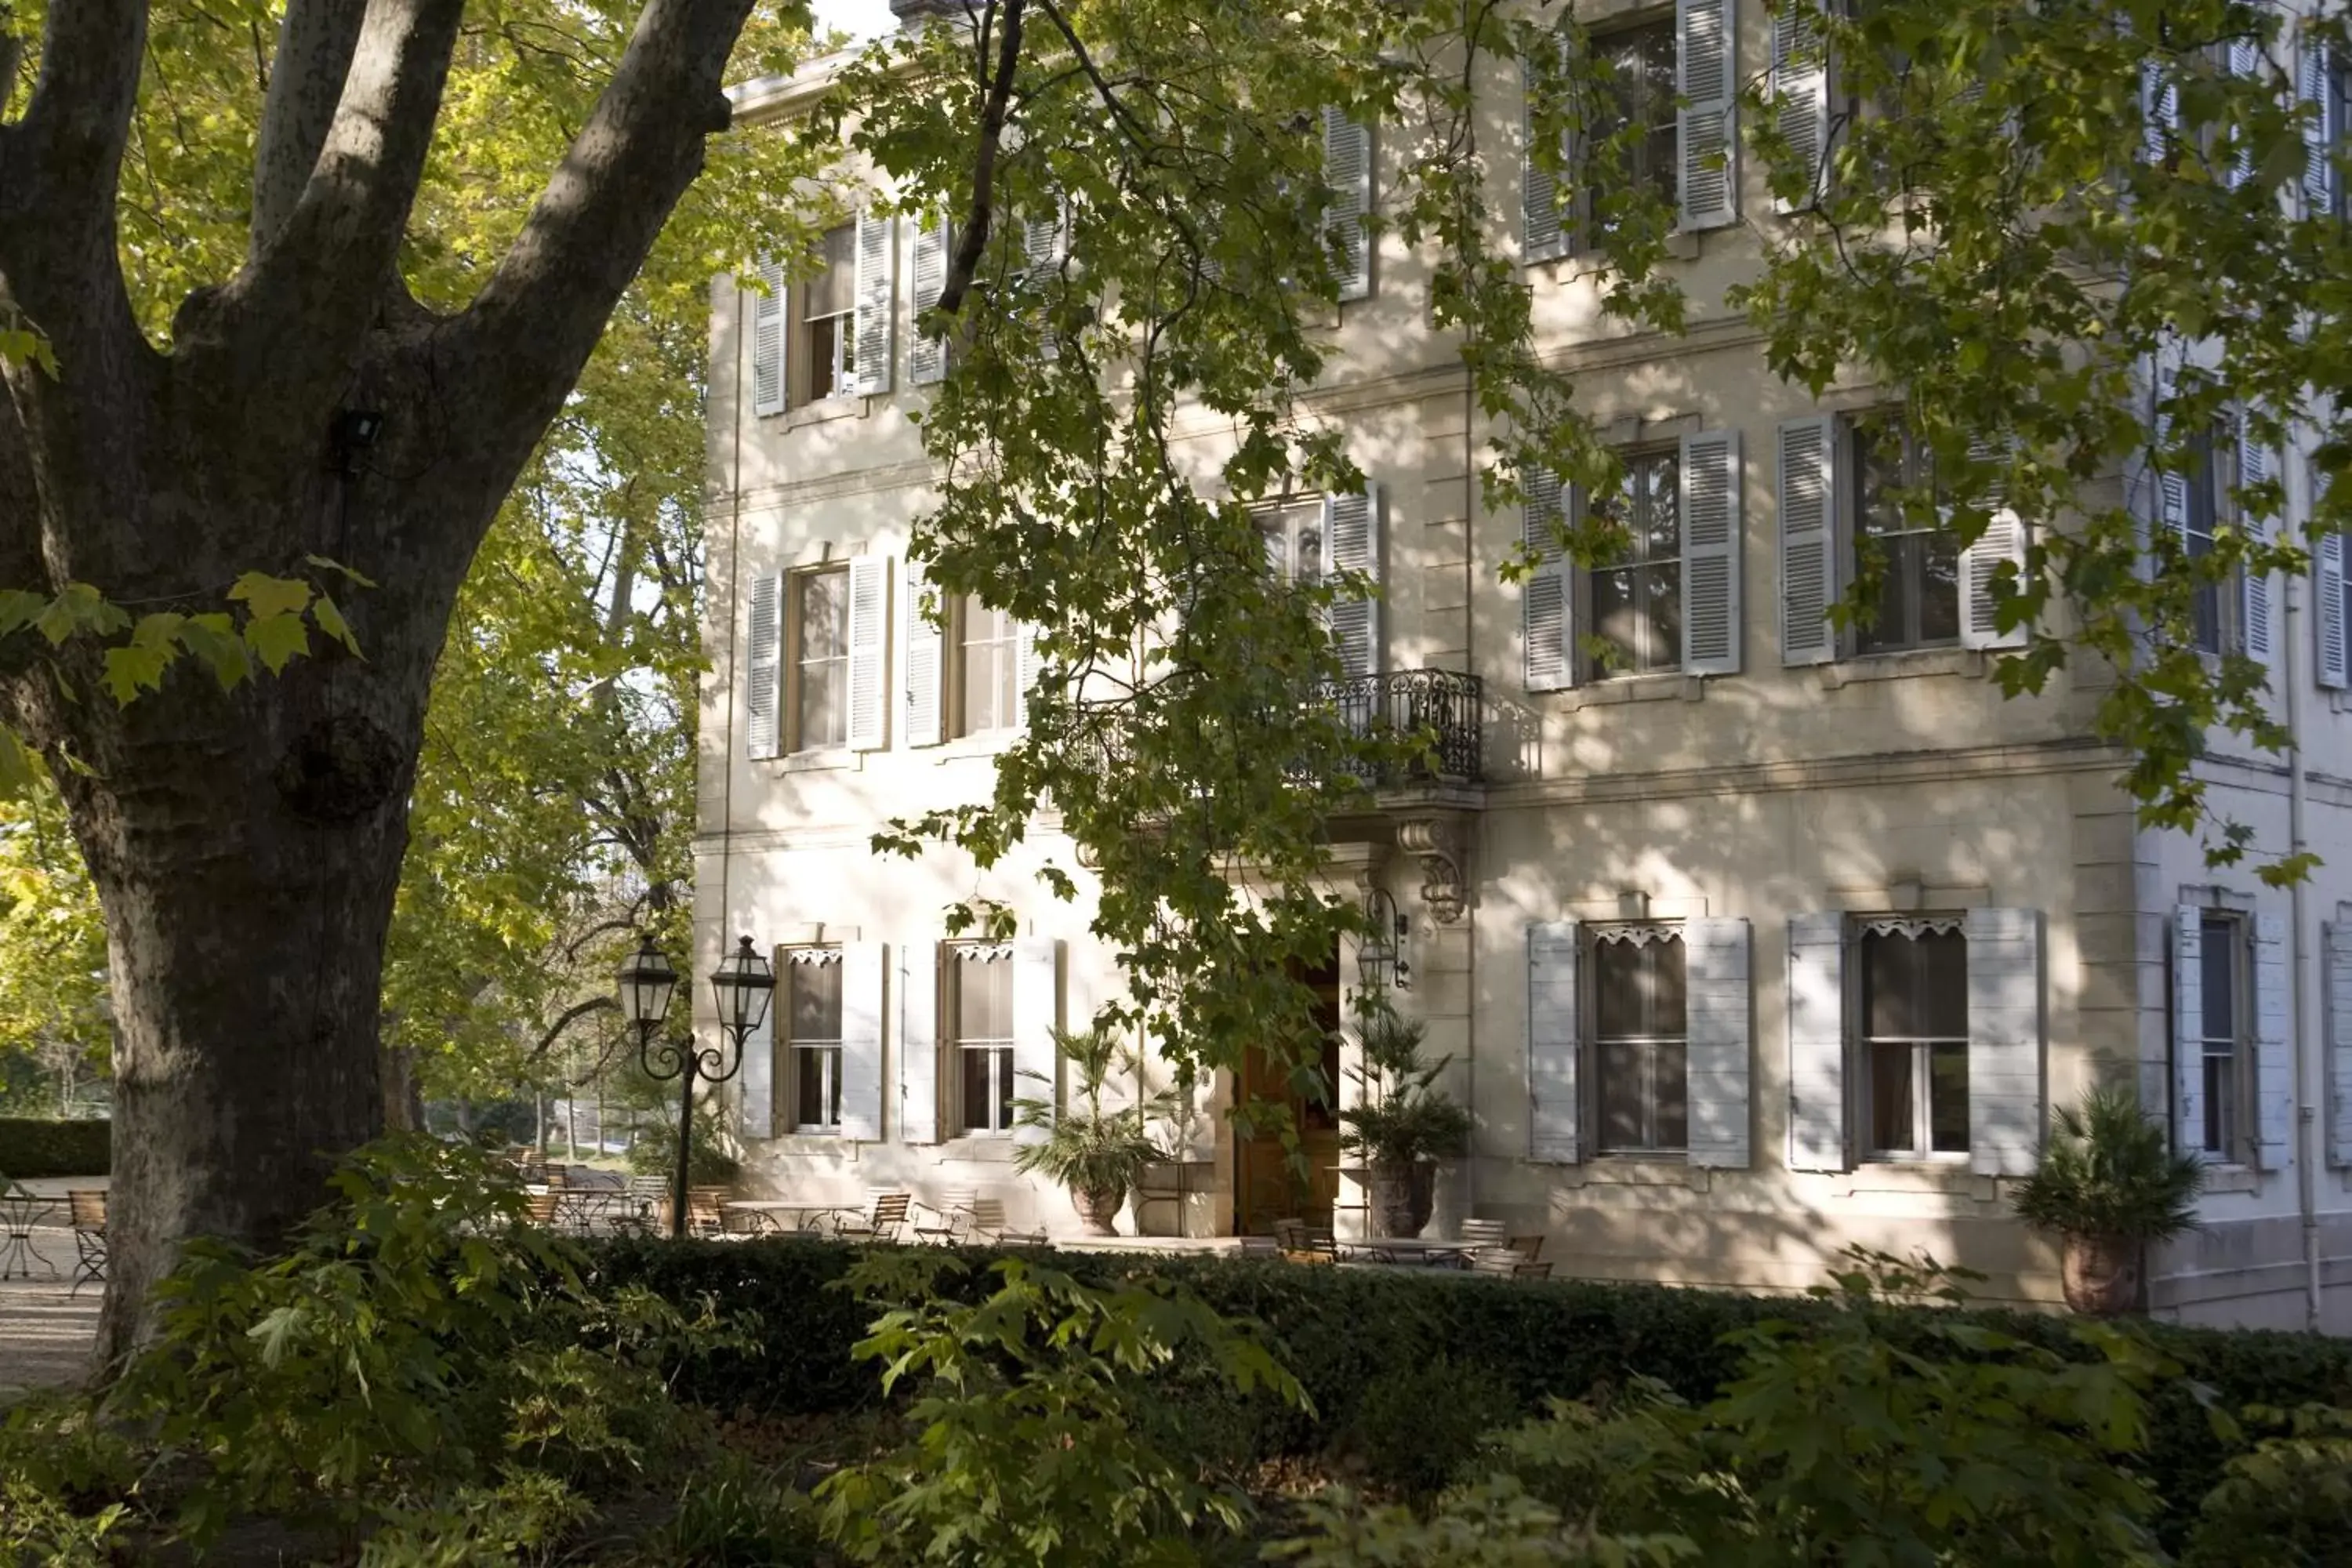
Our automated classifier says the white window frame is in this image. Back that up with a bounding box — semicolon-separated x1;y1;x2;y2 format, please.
1582;445;1687;680
946;944;1018;1136
1586;922;1690;1156
781;948;844;1134
951;593;1022;738
1570;13;1684;256
797;221;858;406
1853;916;1972;1164
2192;911;2255;1163
1846;418;1963;658
786;564;851;754
1256;496;1325;587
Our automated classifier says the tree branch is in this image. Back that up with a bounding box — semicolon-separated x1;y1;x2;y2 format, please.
529;994;619;1060
935;0;1025;318
448;0;753;472
1;1;147;349
249;0;370;259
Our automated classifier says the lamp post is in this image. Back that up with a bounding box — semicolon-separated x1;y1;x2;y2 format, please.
1356;887;1412;994
621;934;771;1239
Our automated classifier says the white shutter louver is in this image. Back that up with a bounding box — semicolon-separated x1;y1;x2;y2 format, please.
1965;908;2044;1178
1523;466;1573;691
900;946;941;1144
2326;920;2352;1167
2253;913;2292;1171
2228;34;2263;187
1771;0;1829;212
740;975;775;1141
1680;430;1742;675
909;216;949;387
1684;917;1752;1169
2150;354;2190;550
1785;911;1848;1171
2141;61;2180;165
903;561;945;748
1324;484;1382;681
1960;438;2029;651
851;209;895;396
1527;920;1581;1163
750;263;786;417
2318;531;2348;688
839;941;886;1141
2238;406;2274;667
1323;107;1374;301
845;556;888;751
1777;416;1839;666
1522;53;1566;262
1013;622;1040;728
2174;906;2208;1160
746;572;782;759
2305;43;2337;215
1677;0;1738;230
1010;938;1061;1148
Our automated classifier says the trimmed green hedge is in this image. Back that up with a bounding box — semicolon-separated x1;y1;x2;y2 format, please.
0;1116;110;1179
590;1236;2352;1547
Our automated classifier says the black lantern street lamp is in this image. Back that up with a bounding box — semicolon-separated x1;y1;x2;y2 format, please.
622;934;769;1240
1356;887;1412;994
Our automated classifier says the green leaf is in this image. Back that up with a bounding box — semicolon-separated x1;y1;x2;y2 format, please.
303;555;380;590
310;593;363;659
228;572;313;622
0;728;42;802
244;612;312;676
102;643;172;706
0;590;47;638
177;614;253;691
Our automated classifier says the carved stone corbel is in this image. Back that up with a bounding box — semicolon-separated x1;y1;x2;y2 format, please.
1395;813;1469;924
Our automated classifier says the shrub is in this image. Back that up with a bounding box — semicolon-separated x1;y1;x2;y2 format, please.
2012;1084;2202;1243
1345;1355;1521;1501
2180;1405;2352;1567
0;1116;109;1179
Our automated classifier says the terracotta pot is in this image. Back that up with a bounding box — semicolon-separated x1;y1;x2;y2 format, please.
2060;1232;2143;1316
1076;1185;1125;1236
1367;1157;1436;1239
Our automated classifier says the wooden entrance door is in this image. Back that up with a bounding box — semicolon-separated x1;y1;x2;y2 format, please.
1236;950;1343;1235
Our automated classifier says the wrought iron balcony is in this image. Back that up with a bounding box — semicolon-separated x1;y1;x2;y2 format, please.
1319;668;1483;786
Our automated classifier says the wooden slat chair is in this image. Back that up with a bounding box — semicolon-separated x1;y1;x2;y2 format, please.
1457;1218;1507;1251
1273;1218;1336;1265
684;1186;729;1238
967;1197;1048;1247
1236;1236;1282;1260
66;1189;107;1295
718;1200;771;1238
911;1188;977;1246
1468;1247;1552;1280
834;1192;910;1245
524;1190;563;1229
1504;1234;1544;1261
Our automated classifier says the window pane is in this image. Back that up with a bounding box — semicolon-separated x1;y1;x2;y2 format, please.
1929;1043;1969;1153
1918;531;1961;644
1598;1039;1645;1150
960;1047;994;1133
1653;1040;1688;1150
1592;568;1641;677
1857;534;1913;654
1913;930;1967;1038
1871;1040;1917;1154
2203;1049;2235;1156
796;1047;838;1128
1639;453;1680;557
806;224;855;319
798;660;844;749
808;315;840;400
789;960;843;1044
956;956;1012;1043
800;571;849;659
1593;941;1642;1038
1855;423;1906;537
993;1047;1016;1131
1646;562;1682;671
2201;919;2236;1043
1863;931;1915;1039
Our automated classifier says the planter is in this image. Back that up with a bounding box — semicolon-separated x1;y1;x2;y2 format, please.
2060;1232;2143;1316
1367;1157;1436;1239
1076;1185;1125;1237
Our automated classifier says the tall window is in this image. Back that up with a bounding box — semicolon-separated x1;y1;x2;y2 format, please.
1852;421;1960;654
950;949;1016;1134
782;952;842;1133
1581;20;1679;247
2332;51;2350;222
1258;499;1323;585
800;223;856;403
1592;927;1687;1152
790;568;850;752
1589;448;1682;677
2183;421;2235;657
1863;923;1969;1159
2197;913;2248;1160
956;593;1020;735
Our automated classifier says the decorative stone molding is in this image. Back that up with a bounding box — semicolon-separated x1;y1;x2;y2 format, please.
1395;813;1469;924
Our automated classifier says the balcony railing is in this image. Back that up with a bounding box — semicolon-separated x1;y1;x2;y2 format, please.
1320;669;1484;786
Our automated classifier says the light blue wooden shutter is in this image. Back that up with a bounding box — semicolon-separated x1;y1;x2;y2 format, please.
1521;52;1566;262
1523;466;1573;691
852;209;895;396
903;561;945;747
1960;441;2028;651
846;557;889;751
1323;107;1374;300
900;944;941;1144
1677;0;1738;230
1777;416;1838;666
746;572;781;759
2238;405;2274;668
2326;920;2352;1167
739;971;775;1140
1324;485;1381;680
2174;906;2207;1159
909;216;949;386
1685;917;1751;1168
2253;913;2292;1170
2306;42;2337;214
1965;908;2043;1177
1680;430;1742;675
839;942;886;1142
1771;0;1828;212
1527;920;1581;1163
1011;938;1061;1148
2318;528;2348;688
750;263;786;417
1785;911;1847;1171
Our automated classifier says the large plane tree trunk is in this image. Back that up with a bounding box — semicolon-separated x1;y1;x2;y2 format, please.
0;0;755;1373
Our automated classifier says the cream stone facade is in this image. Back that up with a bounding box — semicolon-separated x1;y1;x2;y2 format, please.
695;5;2352;1330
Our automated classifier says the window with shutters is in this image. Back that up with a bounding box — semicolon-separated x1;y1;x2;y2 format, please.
1578;19;1681;251
1851;419;1961;655
1860;920;1969;1160
797;223;857;405
1592;926;1688;1153
788;567;851;753
781;949;843;1133
2331;49;2350;220
953;593;1021;736
1588;448;1682;677
2190;913;2253;1161
2180;420;2241;658
1258;499;1324;586
948;946;1018;1134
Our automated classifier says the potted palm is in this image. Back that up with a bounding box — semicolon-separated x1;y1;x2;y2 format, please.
2011;1083;2202;1316
1013;1025;1165;1236
1339;1003;1472;1238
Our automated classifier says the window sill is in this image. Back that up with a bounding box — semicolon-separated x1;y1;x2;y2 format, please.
778;747;858;774
937;1135;1016;1161
1817;646;1983;690
2197;1164;2262;1195
1832;1163;1996;1200
1564;671;1704;708
1523;227;1701;274
920;731;1017;762
774;395;867;430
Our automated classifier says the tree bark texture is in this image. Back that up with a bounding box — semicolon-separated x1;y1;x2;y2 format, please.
0;0;755;1374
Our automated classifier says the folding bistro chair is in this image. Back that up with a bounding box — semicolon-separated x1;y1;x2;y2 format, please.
966;1197;1047;1247
66;1189;107;1295
833;1192;910;1245
911;1188;976;1246
1469;1247;1552;1280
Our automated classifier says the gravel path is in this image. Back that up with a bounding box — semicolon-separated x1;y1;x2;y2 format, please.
0;1277;100;1400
